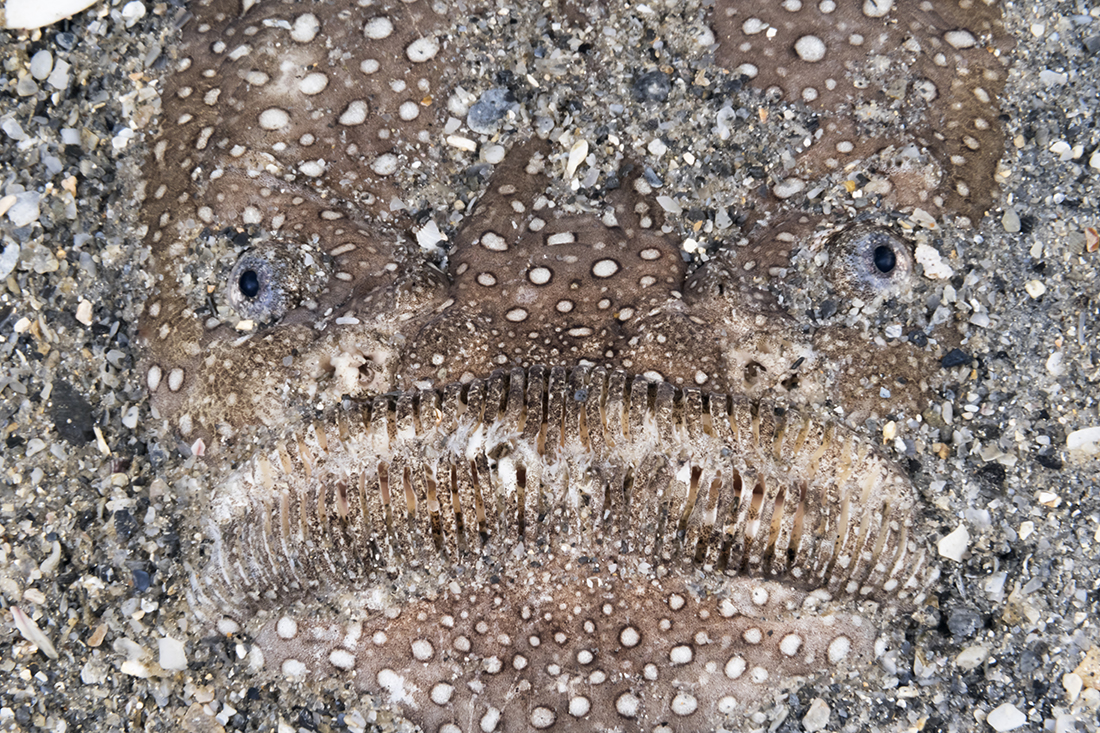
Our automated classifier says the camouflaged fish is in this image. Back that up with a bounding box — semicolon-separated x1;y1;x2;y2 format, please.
138;0;1010;730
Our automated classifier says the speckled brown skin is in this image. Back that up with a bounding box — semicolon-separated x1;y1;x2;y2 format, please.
137;1;1011;730
711;0;1013;224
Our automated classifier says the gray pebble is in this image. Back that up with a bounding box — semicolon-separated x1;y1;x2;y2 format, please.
2;119;27;141
6;192;41;227
947;608;983;637
633;70;670;103
467;88;518;135
15;74;38;97
1039;69;1068;85
1084;35;1100;55
30;49;54;80
0;241;19;280
47;59;72;91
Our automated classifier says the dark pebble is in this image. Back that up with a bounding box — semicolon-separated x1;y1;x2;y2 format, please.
642;166;663;187
1035;452;1062;470
941;348;972;368
633;70;671;103
946;608;982;637
908;330;928;348
49;380;95;445
113;509;138;541
1084;34;1100;55
55;32;77;50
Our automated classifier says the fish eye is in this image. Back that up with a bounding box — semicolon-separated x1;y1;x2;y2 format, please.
227;244;330;325
872;244;896;274
826;225;913;298
238;268;261;299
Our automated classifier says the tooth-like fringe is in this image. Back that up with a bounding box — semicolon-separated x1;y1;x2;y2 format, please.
198;366;936;619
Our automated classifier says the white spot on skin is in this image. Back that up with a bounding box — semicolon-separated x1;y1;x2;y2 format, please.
671;693;698;716
258;108;289;130
276;617;298;639
725;655;747;679
743;627;763;644
669;645;693;665
528;267;552;285
944;29;977;48
620;626;640;647
371;153;398;175
328;648;356;670
862;0;893;18
616;692;641;718
377;669;414;706
363;16;394;39
592;259;620;278
339;101;369;126
780;633;803;657
794;35;827;62
751;666;769;683
828;635;852;664
411;639;434;661
742;18;767;34
399;101;420;121
406;36;440;63
506;308;528;322
430;682;454;705
569;696;591;717
290;14;319;43
298;72;328;95
477;272;498;287
546;231;576;245
530;707;556;729
282;658;307;679
480;707;501;732
751;587;769;606
168;368;185;392
146;365;162;392
481;231;507;251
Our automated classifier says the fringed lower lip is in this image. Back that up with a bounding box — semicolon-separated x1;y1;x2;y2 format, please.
185;365;938;731
191;364;937;619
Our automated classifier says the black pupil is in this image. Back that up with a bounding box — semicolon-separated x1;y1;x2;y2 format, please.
238;269;261;298
872;245;896;274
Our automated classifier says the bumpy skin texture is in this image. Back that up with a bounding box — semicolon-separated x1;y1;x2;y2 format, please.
138;0;1010;731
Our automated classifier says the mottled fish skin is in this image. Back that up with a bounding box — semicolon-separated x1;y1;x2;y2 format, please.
711;0;1012;223
136;0;1013;730
140;0;456;437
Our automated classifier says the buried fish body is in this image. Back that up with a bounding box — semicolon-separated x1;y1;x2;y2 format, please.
138;0;1010;730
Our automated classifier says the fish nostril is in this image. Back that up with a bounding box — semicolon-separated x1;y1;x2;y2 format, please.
872;245;896;274
239;269;261;298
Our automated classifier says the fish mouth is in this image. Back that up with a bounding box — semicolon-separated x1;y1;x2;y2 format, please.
190;364;936;619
